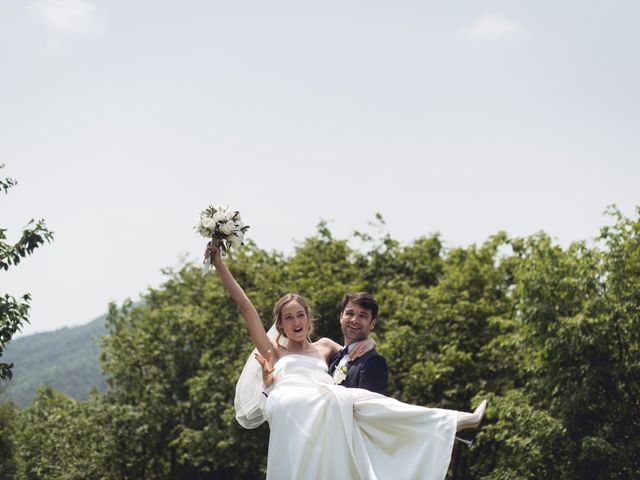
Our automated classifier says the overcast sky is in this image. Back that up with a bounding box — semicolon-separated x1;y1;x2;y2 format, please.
2;0;639;336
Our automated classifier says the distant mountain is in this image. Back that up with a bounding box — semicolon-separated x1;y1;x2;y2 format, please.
1;316;108;408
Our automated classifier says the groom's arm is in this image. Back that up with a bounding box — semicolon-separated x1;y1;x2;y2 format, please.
358;355;389;396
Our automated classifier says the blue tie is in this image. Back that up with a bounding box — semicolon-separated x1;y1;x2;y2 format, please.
339;346;349;360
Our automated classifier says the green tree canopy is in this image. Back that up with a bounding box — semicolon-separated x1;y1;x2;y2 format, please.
5;209;640;480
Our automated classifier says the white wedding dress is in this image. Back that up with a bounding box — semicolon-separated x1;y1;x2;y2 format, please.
261;354;457;480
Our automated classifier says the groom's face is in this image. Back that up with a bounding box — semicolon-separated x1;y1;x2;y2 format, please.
340;301;376;345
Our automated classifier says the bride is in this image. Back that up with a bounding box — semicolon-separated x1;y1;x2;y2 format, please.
210;245;486;480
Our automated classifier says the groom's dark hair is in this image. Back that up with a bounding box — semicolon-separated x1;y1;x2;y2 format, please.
341;292;379;320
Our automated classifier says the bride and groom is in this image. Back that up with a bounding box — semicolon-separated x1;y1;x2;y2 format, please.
260;292;389;398
210;246;486;480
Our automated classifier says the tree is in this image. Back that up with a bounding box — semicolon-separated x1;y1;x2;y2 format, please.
0;164;53;381
14;386;120;480
0;397;19;479
99;245;279;479
7;209;640;479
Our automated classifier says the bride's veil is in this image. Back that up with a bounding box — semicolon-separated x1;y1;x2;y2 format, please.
234;323;286;429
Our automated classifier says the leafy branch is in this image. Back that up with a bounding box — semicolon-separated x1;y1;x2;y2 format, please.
0;164;54;381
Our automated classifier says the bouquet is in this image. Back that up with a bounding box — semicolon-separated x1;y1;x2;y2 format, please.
195;205;250;272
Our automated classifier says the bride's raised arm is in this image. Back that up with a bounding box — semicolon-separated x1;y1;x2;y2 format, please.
209;245;275;359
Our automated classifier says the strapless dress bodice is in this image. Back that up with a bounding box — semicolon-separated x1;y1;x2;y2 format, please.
272;354;331;387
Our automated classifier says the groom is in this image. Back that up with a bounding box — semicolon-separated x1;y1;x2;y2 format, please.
327;292;389;396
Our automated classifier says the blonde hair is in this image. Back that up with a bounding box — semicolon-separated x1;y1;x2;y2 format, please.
273;293;317;346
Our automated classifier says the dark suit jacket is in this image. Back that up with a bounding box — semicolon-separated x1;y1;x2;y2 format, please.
327;348;389;396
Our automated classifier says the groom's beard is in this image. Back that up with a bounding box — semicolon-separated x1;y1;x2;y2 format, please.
342;326;370;344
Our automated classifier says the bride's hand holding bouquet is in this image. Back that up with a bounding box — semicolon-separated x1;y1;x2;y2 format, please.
195;205;249;273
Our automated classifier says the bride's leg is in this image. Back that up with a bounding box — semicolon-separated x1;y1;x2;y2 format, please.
456;400;487;432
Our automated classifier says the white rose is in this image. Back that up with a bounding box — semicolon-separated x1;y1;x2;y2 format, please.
212;210;226;223
219;221;235;235
225;209;237;221
229;234;242;248
202;217;216;230
196;217;212;236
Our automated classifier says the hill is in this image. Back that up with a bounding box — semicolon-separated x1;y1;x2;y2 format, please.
1;316;107;407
